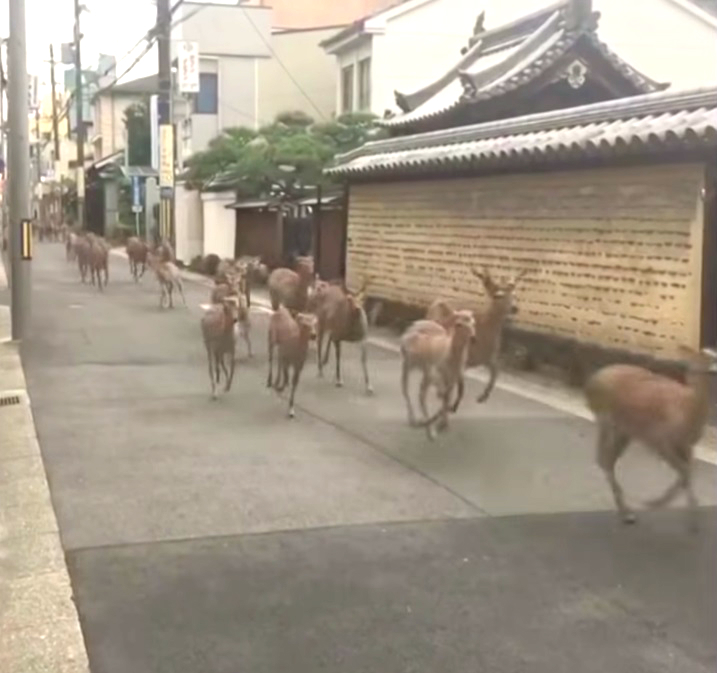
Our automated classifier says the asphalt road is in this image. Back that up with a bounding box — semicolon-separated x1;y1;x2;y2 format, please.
22;243;717;673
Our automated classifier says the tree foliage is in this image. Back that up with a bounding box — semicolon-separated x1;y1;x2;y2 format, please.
123;100;152;167
181;110;387;199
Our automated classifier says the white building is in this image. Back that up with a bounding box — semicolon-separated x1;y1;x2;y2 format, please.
321;0;484;117
321;0;717;120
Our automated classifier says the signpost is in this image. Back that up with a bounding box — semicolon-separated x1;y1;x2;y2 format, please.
131;175;142;236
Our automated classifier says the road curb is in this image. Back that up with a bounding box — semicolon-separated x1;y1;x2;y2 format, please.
0;257;90;672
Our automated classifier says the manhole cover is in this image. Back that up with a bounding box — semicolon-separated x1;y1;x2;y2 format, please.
0;395;21;407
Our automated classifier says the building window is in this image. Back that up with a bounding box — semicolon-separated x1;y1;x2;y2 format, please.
358;58;371;110
194;73;218;115
341;64;354;113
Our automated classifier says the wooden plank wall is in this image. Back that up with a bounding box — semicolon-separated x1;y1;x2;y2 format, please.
346;163;706;357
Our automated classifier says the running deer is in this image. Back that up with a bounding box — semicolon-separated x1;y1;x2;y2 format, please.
126;236;149;282
201;296;240;399
400;310;476;440
147;250;186;309
88;235;110;291
426;266;528;410
267;305;318;418
237;255;261;307
76;234;92;283
268;256;315;312
585;346;717;529
314;276;373;394
210;270;252;359
156;237;175;263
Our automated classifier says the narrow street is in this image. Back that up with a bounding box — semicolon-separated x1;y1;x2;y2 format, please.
22;244;717;673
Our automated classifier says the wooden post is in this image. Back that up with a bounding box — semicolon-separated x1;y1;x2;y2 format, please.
339;183;349;279
313;184;322;278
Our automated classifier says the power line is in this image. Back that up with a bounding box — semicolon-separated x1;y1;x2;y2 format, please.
218;98;258;124
94;35;157;95
169;3;206;30
239;4;327;122
94;2;206;95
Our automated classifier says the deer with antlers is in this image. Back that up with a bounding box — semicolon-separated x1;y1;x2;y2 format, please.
313;276;374;394
426;265;528;412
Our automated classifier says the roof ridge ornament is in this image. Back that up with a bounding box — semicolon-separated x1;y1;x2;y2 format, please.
563;0;595;31
461;10;486;56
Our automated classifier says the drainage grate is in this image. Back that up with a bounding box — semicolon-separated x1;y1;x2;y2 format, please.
0;395;21;407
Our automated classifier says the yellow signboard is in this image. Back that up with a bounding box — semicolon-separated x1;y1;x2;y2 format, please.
21;219;32;260
159;124;174;188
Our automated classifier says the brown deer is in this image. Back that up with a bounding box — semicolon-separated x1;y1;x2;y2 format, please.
147;250;186;309
75;234;92;283
400;310;476;440
237;255;261;307
126;236;149;282
585;346;717;529
426;266;527;411
201;296;240;399
156;237;175;263
267;305;318;418
214;260;248;301
314;276;373;394
267;256;315;312
209;271;252;359
88;235;110;291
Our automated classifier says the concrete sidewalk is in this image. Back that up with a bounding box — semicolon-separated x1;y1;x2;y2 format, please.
0;255;89;672
114;247;717;465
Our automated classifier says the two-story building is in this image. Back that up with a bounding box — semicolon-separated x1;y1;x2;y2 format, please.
321;0;485;118
90;1;272;167
91;75;158;163
322;0;717;120
170;0;272;160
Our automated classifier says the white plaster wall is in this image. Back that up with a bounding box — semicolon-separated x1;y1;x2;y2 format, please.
374;0;488;112
175;184;203;264
201;191;236;259
336;39;375;113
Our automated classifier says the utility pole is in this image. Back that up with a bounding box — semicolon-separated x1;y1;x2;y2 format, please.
49;44;62;227
157;0;174;246
73;0;85;229
7;0;32;339
34;109;41;207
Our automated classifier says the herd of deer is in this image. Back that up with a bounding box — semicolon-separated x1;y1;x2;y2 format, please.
50;230;717;530
65;230;111;289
